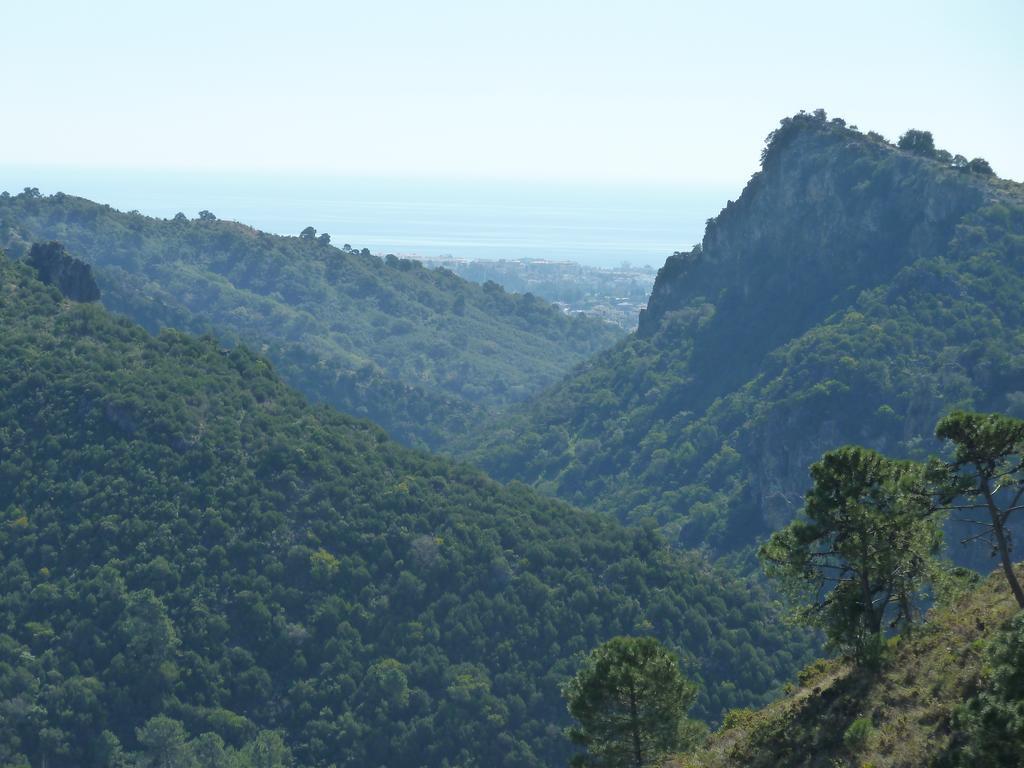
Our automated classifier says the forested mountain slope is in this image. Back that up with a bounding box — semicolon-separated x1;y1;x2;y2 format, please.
466;112;1024;552
673;565;1024;768
0;192;622;450
0;254;812;767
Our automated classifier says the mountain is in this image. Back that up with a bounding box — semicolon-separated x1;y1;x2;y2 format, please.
464;112;1024;554
672;565;1024;768
0;191;623;450
0;252;813;767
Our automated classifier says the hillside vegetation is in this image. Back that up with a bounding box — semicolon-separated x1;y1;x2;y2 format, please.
672;566;1024;768
465;112;1024;556
0;192;622;450
0;253;812;767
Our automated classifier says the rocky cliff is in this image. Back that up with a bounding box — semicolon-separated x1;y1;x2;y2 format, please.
639;114;988;401
468;112;1024;554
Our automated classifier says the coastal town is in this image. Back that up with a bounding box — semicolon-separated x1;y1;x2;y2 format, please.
420;255;658;329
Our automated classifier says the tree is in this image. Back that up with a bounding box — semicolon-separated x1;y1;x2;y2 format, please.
563;636;699;767
95;731;132;768
951;612;1024;766
364;658;409;709
135;716;196;768
240;731;293;768
197;210;216;221
299;226;317;240
317;232;331;246
934;411;1024;608
897;129;936;157
109;589;181;716
190;733;231;768
760;446;941;658
968;157;995;176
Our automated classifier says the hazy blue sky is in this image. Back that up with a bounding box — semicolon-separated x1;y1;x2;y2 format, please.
5;0;1022;185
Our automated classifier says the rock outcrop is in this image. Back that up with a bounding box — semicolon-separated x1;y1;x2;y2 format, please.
26;240;101;302
639;114;988;400
468;111;1024;553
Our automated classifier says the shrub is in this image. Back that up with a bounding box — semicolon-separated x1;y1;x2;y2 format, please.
843;717;873;752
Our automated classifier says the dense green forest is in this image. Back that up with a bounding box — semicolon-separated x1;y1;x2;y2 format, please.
0;192;622;450
0;253;813;767
5;112;1022;767
463;112;1024;558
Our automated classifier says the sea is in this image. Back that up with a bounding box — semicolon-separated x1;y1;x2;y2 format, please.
0;167;733;270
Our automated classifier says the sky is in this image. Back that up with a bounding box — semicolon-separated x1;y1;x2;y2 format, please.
3;0;1022;187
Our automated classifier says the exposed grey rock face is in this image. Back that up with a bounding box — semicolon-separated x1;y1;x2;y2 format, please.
26;241;100;302
467;113;1023;557
640;122;987;351
630;118;999;540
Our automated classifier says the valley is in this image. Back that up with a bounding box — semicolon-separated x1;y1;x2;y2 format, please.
0;193;623;452
0;251;812;765
418;256;657;330
2;100;1023;768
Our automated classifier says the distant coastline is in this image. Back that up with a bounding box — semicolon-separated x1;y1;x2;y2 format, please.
0;166;728;269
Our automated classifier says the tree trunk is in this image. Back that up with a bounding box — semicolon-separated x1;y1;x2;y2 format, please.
859;554;880;635
899;591;914;628
982;477;1024;608
630;682;643;768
